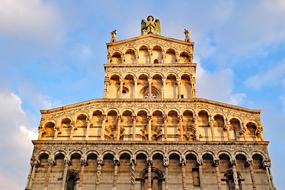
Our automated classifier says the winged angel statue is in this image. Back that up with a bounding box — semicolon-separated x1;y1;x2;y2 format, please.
141;15;161;35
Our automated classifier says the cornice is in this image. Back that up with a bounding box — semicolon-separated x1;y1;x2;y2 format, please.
40;98;261;115
104;63;197;68
32;140;269;146
106;34;194;47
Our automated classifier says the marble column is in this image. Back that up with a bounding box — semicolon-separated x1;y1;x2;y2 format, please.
134;78;137;98
148;79;152;96
25;160;38;190
101;115;106;140
163;116;167;141
130;157;136;190
147;158;152;190
54;128;59;139
214;160;221;190
163;156;169;190
209;116;215;141
148;116;152;141
119;81;123;98
133;116;137;140
116;115;121;141
246;160;256;190
179;116;184;141
78;158;86;190
44;158;55;190
162;79;166;98
177;79;181;99
231;160;240;190
60;159;70;190
95;156;103;190
181;157;186;190
263;161;275;190
113;159;120;190
85;119;90;140
198;159;204;190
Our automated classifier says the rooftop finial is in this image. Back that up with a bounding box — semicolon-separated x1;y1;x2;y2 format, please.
141;15;160;35
184;29;190;42
110;29;117;43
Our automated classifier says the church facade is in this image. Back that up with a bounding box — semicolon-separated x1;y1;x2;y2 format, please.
25;16;275;190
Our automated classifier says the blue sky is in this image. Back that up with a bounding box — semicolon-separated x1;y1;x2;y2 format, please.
0;0;285;189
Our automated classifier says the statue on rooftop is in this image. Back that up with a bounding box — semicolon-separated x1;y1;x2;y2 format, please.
141;16;160;35
184;29;190;42
110;29;117;43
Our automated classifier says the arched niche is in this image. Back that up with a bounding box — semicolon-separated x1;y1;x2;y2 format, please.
229;118;241;140
181;74;191;98
76;114;88;128
165;49;176;64
105;110;118;140
139;46;149;64
138;74;149;98
125;49;136;64
198;111;209;127
152;74;163;98
166;74;177;98
92;110;103;126
42;122;55;138
179;52;191;63
109;74;120;98
152;46;163;64
123;74;135;98
151;111;164;141
137;110;148;140
111;52;122;64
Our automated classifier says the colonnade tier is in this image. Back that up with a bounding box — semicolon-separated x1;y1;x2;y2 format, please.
40;108;263;141
105;72;195;99
108;45;193;65
34;148;269;169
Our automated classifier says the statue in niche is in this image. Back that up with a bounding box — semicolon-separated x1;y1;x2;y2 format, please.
140;125;148;140
141;15;161;35
66;169;79;190
110;29;117;43
223;168;244;190
183;124;196;141
184;29;190;42
105;124;116;140
151;125;162;141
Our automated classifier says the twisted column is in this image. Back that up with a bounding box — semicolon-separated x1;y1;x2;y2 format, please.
130;157;136;190
95;155;103;190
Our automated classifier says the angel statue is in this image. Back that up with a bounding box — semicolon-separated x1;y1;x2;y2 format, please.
141;15;161;35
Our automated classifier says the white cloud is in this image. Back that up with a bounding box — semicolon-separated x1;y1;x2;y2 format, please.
246;59;285;89
196;62;246;105
0;0;62;43
0;91;37;189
